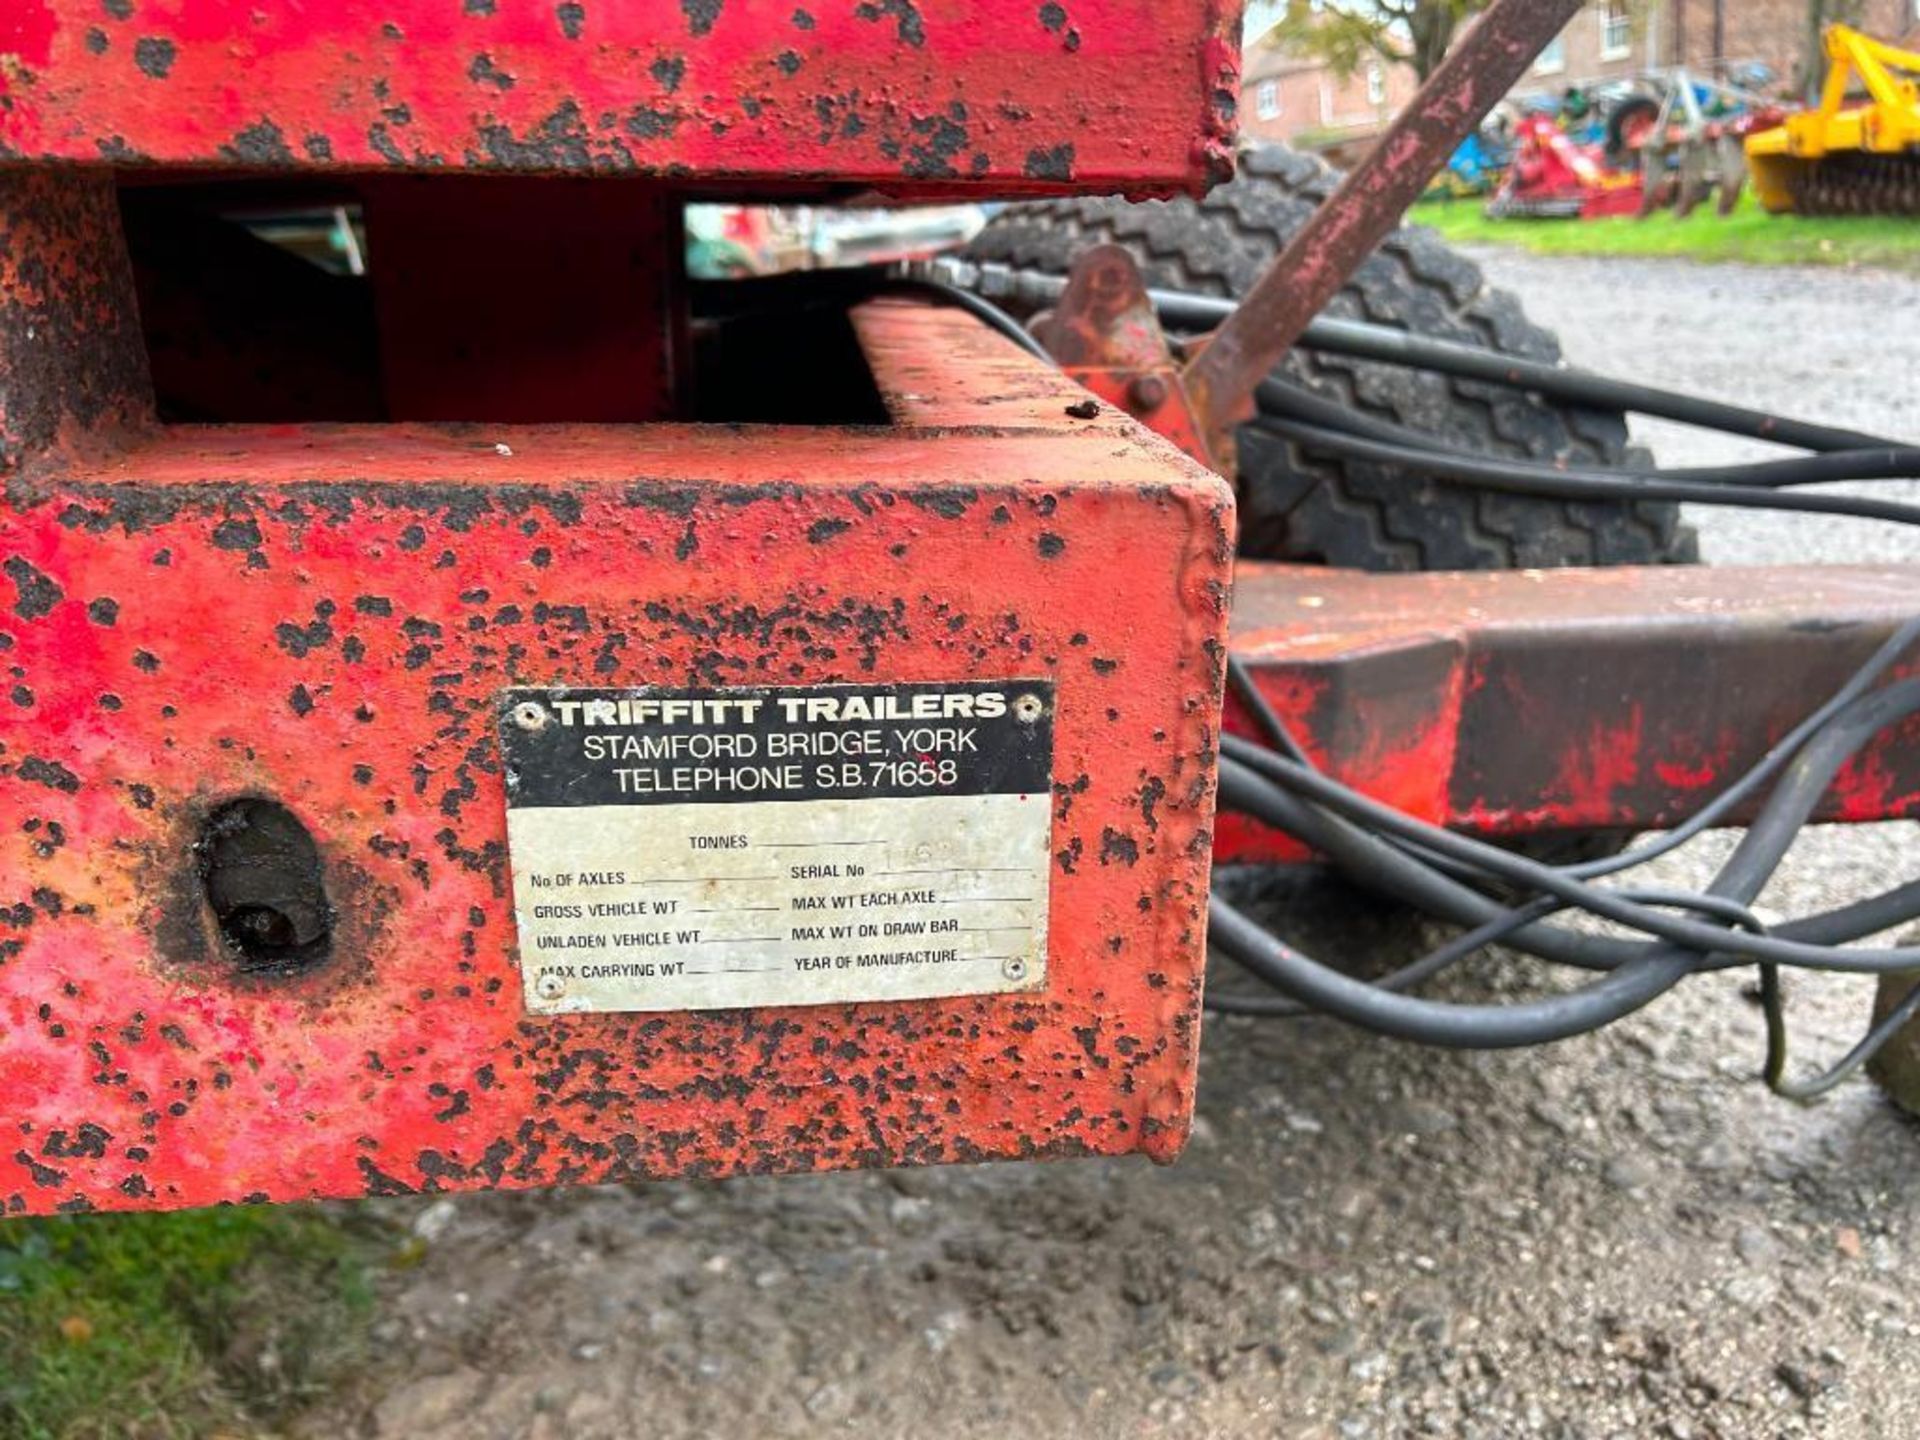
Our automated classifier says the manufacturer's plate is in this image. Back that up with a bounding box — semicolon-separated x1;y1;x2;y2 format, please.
499;681;1054;1014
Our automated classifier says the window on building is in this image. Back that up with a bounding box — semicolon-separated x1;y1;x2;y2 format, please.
1256;79;1280;120
1365;62;1386;106
1534;33;1567;74
1600;0;1632;61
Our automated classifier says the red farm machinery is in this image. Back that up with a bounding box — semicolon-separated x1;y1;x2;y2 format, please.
1487;71;1785;220
4;0;1920;1221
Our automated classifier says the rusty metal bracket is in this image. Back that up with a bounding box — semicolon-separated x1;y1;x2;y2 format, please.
1179;0;1587;457
1034;245;1224;471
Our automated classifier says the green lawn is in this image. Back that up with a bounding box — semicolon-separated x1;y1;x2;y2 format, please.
1407;192;1920;272
0;1207;382;1439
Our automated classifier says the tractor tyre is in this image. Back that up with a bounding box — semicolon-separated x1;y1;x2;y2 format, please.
966;142;1699;573
1606;95;1663;166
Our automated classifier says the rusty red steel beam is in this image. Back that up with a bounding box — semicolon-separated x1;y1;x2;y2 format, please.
1181;0;1586;445
1217;562;1920;865
0;0;1240;199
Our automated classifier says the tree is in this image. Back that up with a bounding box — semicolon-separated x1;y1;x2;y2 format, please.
1265;0;1492;84
1802;0;1864;100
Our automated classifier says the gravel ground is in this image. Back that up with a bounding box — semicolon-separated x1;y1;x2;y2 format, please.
1484;253;1920;568
304;254;1920;1440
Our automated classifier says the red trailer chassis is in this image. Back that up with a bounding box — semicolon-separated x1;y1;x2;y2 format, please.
3;0;1919;1217
0;163;1235;1215
0;0;1239;195
1222;564;1920;863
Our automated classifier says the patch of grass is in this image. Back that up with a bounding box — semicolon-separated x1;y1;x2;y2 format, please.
0;1206;380;1440
1407;191;1920;273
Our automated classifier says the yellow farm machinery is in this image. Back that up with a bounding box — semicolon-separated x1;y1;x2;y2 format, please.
1747;24;1920;215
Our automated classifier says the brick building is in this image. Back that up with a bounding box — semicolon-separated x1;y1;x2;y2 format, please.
1525;0;1920;94
1243;1;1920;155
1239;27;1420;153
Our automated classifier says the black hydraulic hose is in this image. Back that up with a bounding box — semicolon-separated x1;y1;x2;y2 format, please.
1210;679;1920;1046
1145;288;1901;452
1224;652;1314;762
1761;965;1920;1102
1771;879;1920;952
1218;746;1834;973
1697;450;1920;489
1217;757;1634;972
1221;651;1920;967
1223;677;1920;973
1207;896;1568;1017
706;264;1909;454
1214;754;1920;975
1257;415;1920;529
688;270;1054;362
888;280;1055;362
1208;888;1767;1020
1296;315;1901;454
1208;893;1695;1048
1254;376;1920;490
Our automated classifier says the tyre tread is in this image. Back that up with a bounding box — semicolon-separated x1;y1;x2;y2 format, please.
966;143;1699;571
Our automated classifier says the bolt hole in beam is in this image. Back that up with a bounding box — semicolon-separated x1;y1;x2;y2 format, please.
195;798;335;974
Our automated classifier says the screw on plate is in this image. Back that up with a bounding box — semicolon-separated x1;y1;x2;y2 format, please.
511;701;549;733
1012;693;1046;724
535;973;567;1001
1001;956;1030;982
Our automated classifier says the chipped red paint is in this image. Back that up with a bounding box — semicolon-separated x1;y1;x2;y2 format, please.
1222;563;1920;863
0;0;1238;198
1213;637;1463;866
0;298;1233;1216
1191;28;1240;190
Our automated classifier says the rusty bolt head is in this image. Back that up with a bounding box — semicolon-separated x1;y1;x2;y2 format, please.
1089;260;1128;304
1128;374;1170;412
